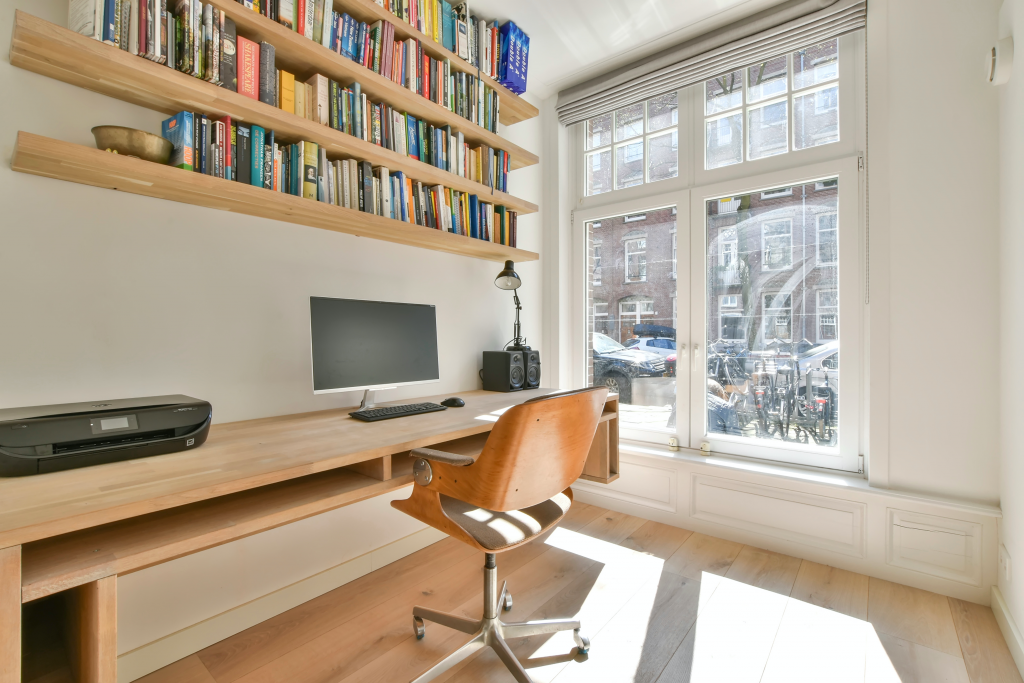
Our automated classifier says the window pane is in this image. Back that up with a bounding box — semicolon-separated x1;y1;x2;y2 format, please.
615;103;644;142
585;113;612;151
706;113;742;169
648;93;678;133
586;149;612;196
615;142;645;189
748;100;788;160
794;85;840;149
648;131;678;183
793;39;839;90
706;71;743;115
587;209;676;433
705;180;839;447
747;55;788;104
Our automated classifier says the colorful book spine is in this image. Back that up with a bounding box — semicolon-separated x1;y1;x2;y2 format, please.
251;125;265;187
258;41;276;105
303;141;319;199
161;110;194;170
237;36;259;99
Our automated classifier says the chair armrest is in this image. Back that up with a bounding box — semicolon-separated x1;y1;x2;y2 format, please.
411;448;475;467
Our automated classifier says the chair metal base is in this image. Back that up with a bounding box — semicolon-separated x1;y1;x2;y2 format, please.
410;554;589;683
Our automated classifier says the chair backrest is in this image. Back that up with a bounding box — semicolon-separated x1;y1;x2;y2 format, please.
454;386;609;512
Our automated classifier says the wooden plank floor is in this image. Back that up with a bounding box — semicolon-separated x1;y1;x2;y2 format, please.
128;502;1021;683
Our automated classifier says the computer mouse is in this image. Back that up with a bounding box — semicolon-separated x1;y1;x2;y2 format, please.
440;397;465;408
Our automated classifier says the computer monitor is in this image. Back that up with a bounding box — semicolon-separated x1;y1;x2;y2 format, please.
309;297;440;402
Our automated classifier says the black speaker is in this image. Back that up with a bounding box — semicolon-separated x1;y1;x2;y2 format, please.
482;350;526;392
524;349;541;389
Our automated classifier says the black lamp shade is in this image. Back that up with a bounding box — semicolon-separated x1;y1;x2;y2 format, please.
494;260;522;290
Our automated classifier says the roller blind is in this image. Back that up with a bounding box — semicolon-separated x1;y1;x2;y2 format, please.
555;0;866;126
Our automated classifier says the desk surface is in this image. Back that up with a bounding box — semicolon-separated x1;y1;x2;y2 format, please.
0;388;558;548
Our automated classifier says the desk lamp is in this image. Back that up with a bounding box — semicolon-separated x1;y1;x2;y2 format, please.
494;260;527;350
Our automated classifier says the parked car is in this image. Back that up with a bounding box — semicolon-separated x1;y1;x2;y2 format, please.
593;333;666;403
623;336;677;358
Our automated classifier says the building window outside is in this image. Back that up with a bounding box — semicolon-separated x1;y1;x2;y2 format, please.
818;289;838;340
704;38;839;169
720;295;744;340
594;302;608;317
625;238;647;282
593;241;603;284
671;229;678;278
625;213;648;223
763;292;792;340
762;219;793;270
584;93;679;195
817;213;837;264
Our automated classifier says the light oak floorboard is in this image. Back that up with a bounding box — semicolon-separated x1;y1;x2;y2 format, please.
789;560;869;620
868;577;963;657
618;521;693;560
948;597;1024;683
724;546;802;596
872;632;970;683
136;655;217;683
663;532;743;581
760;597;868;683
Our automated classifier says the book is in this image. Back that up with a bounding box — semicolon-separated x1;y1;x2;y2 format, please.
312;0;325;44
217;115;232;179
219;15;236;91
360;160;373;212
236;36;259;99
128;0;139;55
294;80;305;120
251;125;265;187
377;166;391;218
341;159;351;208
235;125;252;186
307;74;329;125
258;41;276;106
161;111;194;170
69;0;105;41
303;142;319;199
263;130;275;190
278;0;293;29
279;70;296;114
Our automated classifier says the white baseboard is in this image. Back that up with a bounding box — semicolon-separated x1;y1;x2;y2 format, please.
116;527;448;683
992;586;1024;679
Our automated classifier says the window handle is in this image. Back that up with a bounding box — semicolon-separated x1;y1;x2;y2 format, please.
692;343;700;372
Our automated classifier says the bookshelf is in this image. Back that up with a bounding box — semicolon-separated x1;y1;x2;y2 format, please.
8;10;538;216
203;0;539;140
325;0;540;126
12;132;539;263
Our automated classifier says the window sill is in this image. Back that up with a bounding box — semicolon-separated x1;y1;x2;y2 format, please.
612;439;1002;518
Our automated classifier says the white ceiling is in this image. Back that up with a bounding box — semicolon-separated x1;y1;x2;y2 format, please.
468;0;789;101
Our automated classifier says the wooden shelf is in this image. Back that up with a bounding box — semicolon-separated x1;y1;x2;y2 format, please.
324;0;539;126
11;132;540;263
20;468;413;602
205;0;538;168
8;11;538;215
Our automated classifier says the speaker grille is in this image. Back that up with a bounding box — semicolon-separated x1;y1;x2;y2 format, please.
511;366;525;387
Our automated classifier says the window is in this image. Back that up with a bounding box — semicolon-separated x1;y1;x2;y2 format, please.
817;213;837;264
584;93;678;195
592;241;603;284
704;178;841;455
585;208;677;435
703;38;840;169
817;290;838;341
762;219;793;270
625;238;647;282
761;187;793;199
719;239;738;268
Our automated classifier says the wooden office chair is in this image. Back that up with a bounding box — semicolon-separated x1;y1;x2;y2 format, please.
391;386;609;683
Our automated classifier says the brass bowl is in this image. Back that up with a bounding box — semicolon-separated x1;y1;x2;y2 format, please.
91;126;173;164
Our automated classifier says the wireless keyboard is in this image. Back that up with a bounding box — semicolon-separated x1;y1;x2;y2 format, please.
349;403;448;422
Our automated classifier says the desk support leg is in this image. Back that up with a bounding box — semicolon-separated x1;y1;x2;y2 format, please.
0;546;20;683
67;576;118;683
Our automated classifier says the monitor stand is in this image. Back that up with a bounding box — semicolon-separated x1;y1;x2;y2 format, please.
351;387;397;413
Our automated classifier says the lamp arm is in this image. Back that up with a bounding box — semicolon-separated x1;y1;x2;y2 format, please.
512;290;523;349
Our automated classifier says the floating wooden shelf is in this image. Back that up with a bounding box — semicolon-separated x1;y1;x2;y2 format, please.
205;0;538;165
8;11;538;215
322;0;540;126
11;132;540;263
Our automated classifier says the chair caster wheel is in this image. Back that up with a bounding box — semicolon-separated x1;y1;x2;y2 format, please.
503;592;513;612
573;628;590;654
414;616;425;640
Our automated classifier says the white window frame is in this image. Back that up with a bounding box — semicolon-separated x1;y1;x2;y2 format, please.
817;212;838;265
671;228;678;279
688;156;861;472
624;238;648;283
762;219;794;271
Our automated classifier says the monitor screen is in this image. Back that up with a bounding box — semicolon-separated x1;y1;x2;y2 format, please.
310;297;440;393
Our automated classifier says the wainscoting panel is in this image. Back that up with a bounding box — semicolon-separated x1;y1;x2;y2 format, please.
887;509;983;586
689;474;866;557
573;460;677;512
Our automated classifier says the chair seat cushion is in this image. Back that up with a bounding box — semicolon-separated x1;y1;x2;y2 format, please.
439;492;572;551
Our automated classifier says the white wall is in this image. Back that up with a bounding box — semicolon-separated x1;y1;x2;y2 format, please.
0;0;542;672
868;0;1001;504
998;0;1024;665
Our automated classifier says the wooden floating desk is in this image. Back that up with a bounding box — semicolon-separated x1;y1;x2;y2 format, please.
0;388;618;683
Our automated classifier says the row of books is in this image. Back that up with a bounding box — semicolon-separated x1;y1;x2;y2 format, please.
68;2;512;192
279;73;510;192
161;110;518;246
